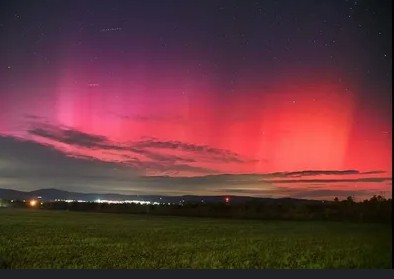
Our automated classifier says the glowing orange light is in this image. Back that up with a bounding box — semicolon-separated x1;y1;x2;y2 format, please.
30;200;37;207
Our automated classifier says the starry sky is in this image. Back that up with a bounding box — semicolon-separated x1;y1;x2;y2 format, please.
0;0;392;200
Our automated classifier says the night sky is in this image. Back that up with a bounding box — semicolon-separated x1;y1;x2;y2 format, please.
0;0;392;200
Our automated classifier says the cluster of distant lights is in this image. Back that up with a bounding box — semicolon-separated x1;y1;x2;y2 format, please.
52;199;162;205
26;199;182;206
26;197;231;207
94;199;161;205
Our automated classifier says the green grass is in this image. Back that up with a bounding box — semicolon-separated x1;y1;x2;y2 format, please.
0;208;391;269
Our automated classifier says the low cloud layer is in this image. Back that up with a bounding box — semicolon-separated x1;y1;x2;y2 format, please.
132;138;251;163
27;123;256;174
259;177;391;184
0;134;391;199
29;124;127;151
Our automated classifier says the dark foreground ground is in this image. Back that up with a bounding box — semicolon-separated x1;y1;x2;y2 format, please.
0;208;391;269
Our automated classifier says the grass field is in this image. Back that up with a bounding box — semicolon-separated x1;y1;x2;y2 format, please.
0;208;391;269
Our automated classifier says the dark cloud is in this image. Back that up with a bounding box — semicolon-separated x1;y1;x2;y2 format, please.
28;124;218;174
174;170;361;182
277;170;360;177
260;177;392;184
132;138;250;163
27;123;253;166
29;123;125;150
361;171;387;175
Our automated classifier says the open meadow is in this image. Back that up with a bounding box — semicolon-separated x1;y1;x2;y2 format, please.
0;208;391;269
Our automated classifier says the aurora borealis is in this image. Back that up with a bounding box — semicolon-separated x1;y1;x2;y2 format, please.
0;0;391;200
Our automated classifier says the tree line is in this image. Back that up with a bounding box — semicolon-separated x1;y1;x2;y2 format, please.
3;195;392;223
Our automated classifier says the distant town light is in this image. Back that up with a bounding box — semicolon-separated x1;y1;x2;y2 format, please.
30;200;37;207
225;197;230;203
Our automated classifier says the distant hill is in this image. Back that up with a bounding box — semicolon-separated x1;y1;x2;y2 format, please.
0;188;323;204
0;188;141;202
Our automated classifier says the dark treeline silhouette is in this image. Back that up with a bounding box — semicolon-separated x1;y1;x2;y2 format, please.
3;195;392;223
